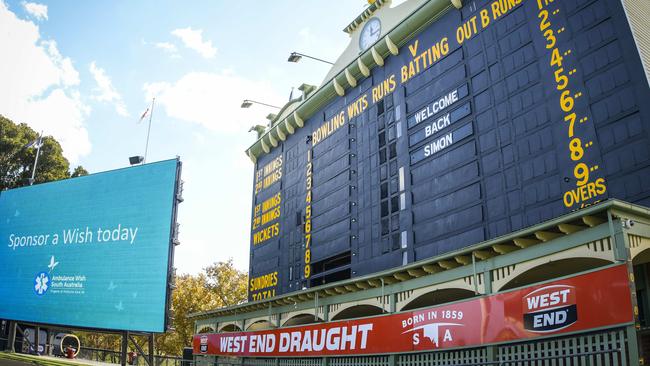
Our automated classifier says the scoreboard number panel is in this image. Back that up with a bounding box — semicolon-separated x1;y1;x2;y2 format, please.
248;0;650;300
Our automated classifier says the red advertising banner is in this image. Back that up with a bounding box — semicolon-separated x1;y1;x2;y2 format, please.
193;265;633;356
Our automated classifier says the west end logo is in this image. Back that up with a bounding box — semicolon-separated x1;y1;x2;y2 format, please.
523;285;577;333
200;336;208;353
400;310;464;347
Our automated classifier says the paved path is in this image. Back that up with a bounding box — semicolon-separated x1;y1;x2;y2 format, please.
0;352;119;366
0;359;36;366
39;355;117;366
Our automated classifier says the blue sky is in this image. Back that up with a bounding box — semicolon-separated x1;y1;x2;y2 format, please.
0;0;369;274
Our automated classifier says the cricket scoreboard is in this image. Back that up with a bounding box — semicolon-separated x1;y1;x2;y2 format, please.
248;0;650;301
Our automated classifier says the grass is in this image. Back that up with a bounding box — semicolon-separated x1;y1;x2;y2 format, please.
0;352;92;366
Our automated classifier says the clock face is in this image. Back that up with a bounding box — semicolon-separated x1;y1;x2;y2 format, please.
359;18;381;51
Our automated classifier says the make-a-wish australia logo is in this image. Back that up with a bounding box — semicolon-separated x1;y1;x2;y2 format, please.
34;256;86;296
401;313;463;348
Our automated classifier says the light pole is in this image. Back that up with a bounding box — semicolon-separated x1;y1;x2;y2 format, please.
143;98;155;164
287;52;334;65
240;99;281;109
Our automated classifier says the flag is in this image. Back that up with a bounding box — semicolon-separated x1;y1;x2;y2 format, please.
138;107;150;123
24;136;43;149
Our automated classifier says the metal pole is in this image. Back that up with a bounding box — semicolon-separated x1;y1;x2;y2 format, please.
34;326;39;355
144;98;155;164
246;100;281;109
148;333;154;366
7;321;16;352
30;132;42;185
121;331;128;366
293;52;334;65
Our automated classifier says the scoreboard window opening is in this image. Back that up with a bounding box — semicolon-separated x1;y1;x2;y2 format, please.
311;251;352;274
309;267;352;287
305;248;353;287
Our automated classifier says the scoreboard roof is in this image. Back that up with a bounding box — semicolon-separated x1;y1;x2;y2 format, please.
245;0;456;163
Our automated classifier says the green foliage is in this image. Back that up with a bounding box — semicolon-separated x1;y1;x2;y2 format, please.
0;114;88;189
205;258;248;308
156;259;248;356
71;165;89;178
76;331;121;357
154;273;217;356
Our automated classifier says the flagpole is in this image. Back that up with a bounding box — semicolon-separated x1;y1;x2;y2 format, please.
144;98;155;164
30;131;43;185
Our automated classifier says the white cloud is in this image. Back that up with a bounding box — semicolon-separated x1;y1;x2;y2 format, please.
154;41;181;59
42;40;80;86
0;1;90;162
89;61;129;117
155;41;177;53
143;70;283;133
171;27;216;59
21;1;47;21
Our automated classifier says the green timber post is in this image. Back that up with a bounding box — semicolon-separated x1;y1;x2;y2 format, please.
314;292;319;321
388;288;398;366
274;312;281;327
322;304;329;366
388;354;397;366
483;269;496;363
610;210;642;365
387;282;397;366
610;210;629;262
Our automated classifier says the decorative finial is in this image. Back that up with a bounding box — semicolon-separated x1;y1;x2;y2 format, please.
248;125;266;138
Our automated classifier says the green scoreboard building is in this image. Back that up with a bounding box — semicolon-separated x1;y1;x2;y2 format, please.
191;0;650;364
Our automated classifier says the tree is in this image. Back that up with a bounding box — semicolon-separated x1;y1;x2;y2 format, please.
154;273;218;355
76;331;122;362
0;115;88;190
155;260;248;356
71;165;89;177
204;259;248;308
